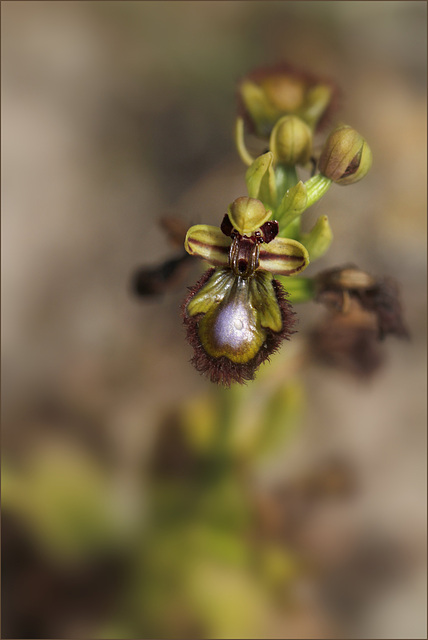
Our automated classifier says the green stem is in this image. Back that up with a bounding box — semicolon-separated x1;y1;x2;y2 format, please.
280;217;301;240
277;276;315;303
274;164;298;207
212;386;238;461
304;174;332;208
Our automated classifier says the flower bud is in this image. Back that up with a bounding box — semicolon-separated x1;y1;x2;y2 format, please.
318;125;372;185
270;115;312;166
245;152;277;208
238;64;339;138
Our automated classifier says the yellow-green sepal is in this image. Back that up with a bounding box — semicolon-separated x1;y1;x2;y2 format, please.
184;224;230;266
187;267;234;317
240;80;280;137
227;197;272;236
245;152;277;209
259;236;309;276
301;84;333;130
300;214;333;261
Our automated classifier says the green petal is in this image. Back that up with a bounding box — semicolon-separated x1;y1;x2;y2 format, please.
259;237;309;276
245;152;277;209
187;268;234;317
185;225;230;266
250;271;282;332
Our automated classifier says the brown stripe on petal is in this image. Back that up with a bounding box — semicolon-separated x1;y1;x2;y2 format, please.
259;250;298;261
258;236;309;276
186;238;230;265
259;250;307;276
185;225;231;258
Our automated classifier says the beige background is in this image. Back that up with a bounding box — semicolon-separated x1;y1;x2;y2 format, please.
2;2;426;638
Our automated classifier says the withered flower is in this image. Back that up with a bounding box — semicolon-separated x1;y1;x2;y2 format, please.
310;266;409;377
309;298;384;377
314;266;409;340
182;197;309;385
237;63;339;138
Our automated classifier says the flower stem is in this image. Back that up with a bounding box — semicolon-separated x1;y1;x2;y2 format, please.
274;164;298;206
278;276;315;303
304;174;332;209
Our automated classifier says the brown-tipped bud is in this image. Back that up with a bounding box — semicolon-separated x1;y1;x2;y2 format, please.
260;75;306;113
270;115;312;167
318;125;372;185
237;64;340;138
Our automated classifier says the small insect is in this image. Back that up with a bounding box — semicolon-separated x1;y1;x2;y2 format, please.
182;197;309;385
131;253;192;297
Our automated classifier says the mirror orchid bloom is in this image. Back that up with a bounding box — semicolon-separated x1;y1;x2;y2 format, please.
182;197;310;385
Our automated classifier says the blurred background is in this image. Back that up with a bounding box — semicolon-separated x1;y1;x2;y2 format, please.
1;1;426;638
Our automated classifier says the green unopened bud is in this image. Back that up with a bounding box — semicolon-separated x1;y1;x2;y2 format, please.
245;152;277;208
318;125;372;185
238;67;338;138
270;116;312;167
276;180;308;231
